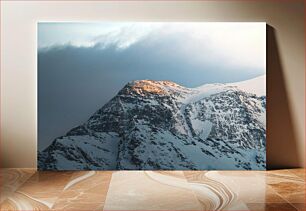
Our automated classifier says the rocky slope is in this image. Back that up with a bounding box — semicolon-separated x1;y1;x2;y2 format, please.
38;75;266;170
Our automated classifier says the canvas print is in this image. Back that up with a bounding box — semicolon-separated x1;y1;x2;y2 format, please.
38;22;266;170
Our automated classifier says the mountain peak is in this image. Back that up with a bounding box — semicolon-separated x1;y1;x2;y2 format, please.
120;80;183;96
39;75;266;170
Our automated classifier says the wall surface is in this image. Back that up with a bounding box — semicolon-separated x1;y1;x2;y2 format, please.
1;0;304;168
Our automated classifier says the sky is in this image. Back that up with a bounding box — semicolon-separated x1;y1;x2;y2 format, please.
38;22;266;151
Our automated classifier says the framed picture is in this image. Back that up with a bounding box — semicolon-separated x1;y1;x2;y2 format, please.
38;22;266;170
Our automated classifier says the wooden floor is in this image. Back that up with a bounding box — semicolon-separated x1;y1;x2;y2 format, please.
0;169;304;211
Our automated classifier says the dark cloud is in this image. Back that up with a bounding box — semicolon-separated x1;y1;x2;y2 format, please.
38;31;264;150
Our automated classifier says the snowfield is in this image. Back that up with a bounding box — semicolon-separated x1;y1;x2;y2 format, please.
39;75;266;170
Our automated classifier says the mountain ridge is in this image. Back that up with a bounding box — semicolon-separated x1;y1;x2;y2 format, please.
39;75;266;170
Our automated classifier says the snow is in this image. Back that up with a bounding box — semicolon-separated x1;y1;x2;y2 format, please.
229;74;266;96
181;84;226;104
257;111;266;127
40;74;266;170
179;74;265;106
195;120;213;140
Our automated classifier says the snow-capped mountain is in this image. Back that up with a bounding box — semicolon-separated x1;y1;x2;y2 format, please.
38;75;266;170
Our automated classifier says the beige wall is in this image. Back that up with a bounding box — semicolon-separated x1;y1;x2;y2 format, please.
1;1;304;168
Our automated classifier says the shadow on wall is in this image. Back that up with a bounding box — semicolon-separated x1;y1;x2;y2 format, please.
266;25;300;169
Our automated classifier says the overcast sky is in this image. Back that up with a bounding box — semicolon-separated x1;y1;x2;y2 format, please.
38;22;266;151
